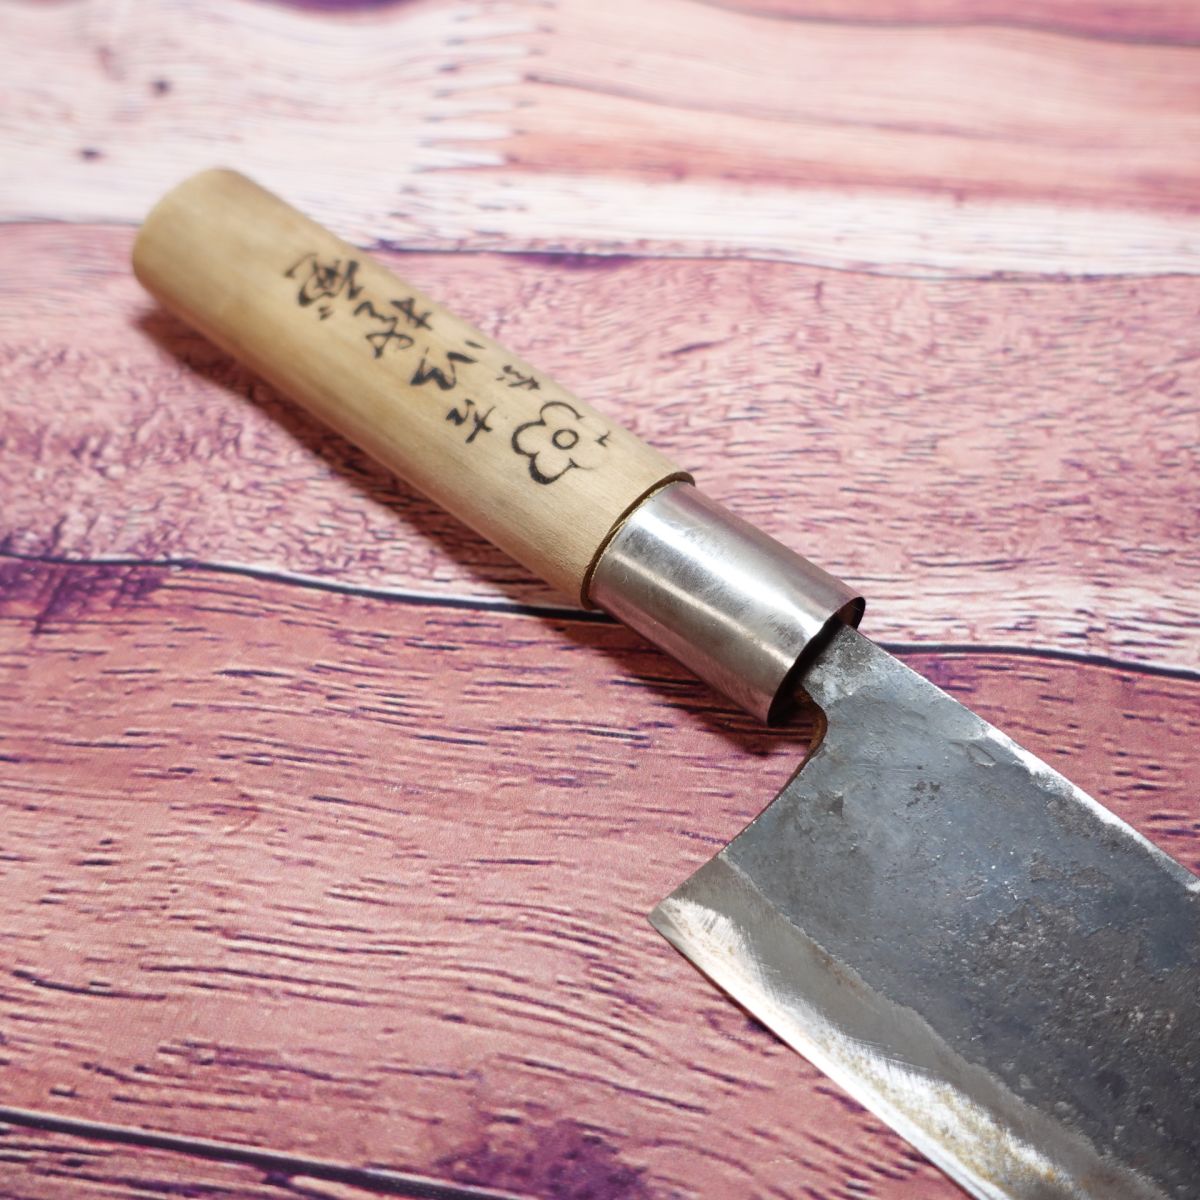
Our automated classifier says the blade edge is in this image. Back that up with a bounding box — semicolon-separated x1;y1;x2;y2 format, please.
650;853;1168;1200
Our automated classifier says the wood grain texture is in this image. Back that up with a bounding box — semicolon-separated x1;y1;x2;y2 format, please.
5;0;1200;275
702;1;1200;42
1;1127;313;1200
4;0;1200;1195
0;1113;528;1199
4;223;1198;670
505;1;1200;208
1;560;1198;1198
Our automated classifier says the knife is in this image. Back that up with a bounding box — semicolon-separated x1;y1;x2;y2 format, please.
131;169;1200;1200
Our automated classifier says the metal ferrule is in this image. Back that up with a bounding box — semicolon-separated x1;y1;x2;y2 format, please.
588;482;864;724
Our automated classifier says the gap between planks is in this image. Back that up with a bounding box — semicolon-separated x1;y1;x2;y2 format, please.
0;1105;529;1200
3;551;1199;687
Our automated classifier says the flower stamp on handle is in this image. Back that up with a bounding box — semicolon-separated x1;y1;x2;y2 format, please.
512;400;611;485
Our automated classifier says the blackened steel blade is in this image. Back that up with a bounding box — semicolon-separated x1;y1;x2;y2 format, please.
651;625;1200;1200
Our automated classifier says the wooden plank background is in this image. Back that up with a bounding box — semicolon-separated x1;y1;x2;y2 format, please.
1;1;1198;1197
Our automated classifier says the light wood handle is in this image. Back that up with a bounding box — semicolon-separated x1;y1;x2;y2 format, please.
132;169;688;603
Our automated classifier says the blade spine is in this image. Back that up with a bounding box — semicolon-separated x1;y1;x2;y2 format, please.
838;630;1200;894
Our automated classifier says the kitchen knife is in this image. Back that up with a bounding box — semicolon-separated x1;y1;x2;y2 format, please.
132;169;1200;1200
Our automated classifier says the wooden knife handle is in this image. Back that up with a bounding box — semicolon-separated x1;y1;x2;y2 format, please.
132;169;688;604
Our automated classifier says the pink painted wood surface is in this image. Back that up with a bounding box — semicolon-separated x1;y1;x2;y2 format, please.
706;0;1200;41
0;1121;481;1200
0;1115;539;1199
2;1126;322;1199
1;561;1197;1199
505;2;1200;209
2;0;1199;1197
5;1;1200;275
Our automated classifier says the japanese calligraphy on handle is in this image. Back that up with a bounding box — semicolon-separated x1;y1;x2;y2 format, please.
133;170;687;602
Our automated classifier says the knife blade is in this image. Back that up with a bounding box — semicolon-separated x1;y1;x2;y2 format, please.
654;624;1199;1199
131;169;1200;1200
